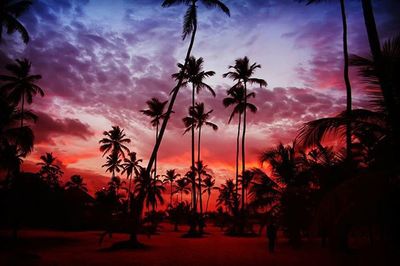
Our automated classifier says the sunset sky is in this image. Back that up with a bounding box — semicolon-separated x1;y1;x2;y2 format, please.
1;0;399;200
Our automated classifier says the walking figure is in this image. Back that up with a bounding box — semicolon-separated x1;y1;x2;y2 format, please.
267;223;277;253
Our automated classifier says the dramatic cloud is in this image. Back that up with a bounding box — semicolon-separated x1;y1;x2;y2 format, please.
1;0;398;199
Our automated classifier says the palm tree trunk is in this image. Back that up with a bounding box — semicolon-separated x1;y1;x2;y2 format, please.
170;181;173;206
191;83;197;213
339;0;352;161
361;0;399;144
20;94;24;128
197;126;203;216
235;113;241;214
152;124;158;212
241;82;247;214
127;174;132;214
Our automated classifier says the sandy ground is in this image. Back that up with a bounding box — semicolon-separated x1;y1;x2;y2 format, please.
0;224;396;266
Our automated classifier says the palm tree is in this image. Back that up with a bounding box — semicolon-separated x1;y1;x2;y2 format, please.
99;126;131;159
183;103;218;216
360;0;399;141
240;170;255;207
299;0;353;160
37;152;63;188
134;172;166;210
174;177;191;202
121;152;143;212
217;179;236;215
202;175;217;213
0;0;32;43
0;58;43;128
223;84;257;214
172;56;215;212
147;0;229;185
163;169;180;205
141;98;168;180
223;56;267;213
65;175;88;192
102;152;122;177
0;95;36;159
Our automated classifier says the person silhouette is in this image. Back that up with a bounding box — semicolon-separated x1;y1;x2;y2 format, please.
267;223;277;253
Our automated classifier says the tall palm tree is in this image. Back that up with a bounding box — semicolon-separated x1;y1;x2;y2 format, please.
172;56;215;212
174;177;191;202
202;175;217;213
0;0;32;43
141;98;168;181
0;58;43;128
299;0;353;160
223;56;267;213
148;0;229;185
223;84;257;214
122;152;143;212
65;175;88;192
99;126;131;159
360;0;399;141
163;169;180;205
37;152;63;188
183;103;218;216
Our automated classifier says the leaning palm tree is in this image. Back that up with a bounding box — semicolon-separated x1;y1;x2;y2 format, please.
183;102;218;216
0;0;32;43
202;175;217;213
0;58;43;128
163;169;181;205
65;175;88;192
299;0;353;160
223;56;267;213
147;0;230;186
172;56;215;212
141;98;168;180
223;84;257;214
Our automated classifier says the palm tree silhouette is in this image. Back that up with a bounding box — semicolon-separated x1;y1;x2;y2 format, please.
299;0;353;160
360;0;399;141
134;171;166;210
0;58;43;128
217;179;236;214
223;84;257;214
147;1;229;200
141;98;168;180
122;152;143;213
102;152;122;177
65;175;88;192
163;169;181;205
240;170;255;207
223;56;267;214
183;102;218;216
202;175;217;213
99;126;131;159
174;177;191;202
37;152;63;188
172;56;215;212
0;0;32;43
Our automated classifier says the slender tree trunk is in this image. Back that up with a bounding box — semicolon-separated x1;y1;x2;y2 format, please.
144;2;198;236
235;113;241;214
241;82;247;214
170;181;173;206
340;0;352;161
191;83;197;213
197;126;203;216
152;124;158;212
206;192;210;213
127;174;132;214
20;94;24;128
361;0;399;144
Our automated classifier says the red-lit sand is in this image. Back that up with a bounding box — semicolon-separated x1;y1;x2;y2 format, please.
0;224;395;266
